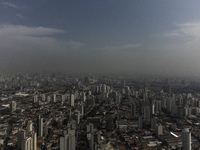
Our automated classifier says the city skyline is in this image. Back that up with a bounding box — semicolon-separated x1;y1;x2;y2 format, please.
1;1;200;76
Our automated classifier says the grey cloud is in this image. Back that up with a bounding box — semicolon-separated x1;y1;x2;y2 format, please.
16;14;24;19
86;43;142;55
0;25;65;37
165;22;200;39
0;24;86;72
0;25;67;54
2;2;19;9
67;41;84;49
104;43;142;52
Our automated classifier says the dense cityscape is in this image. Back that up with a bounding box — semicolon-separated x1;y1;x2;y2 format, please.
2;0;200;150
0;72;200;149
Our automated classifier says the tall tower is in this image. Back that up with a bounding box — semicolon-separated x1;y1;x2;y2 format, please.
33;95;38;104
143;106;150;121
60;122;76;150
21;137;32;150
42;94;46;102
155;123;163;136
102;84;106;94
182;128;191;150
37;115;43;137
60;134;75;150
82;92;86;102
61;94;66;105
70;94;74;107
10;101;16;112
27;120;33;132
138;116;143;129
87;123;94;150
17;129;26;150
130;102;136;117
53;94;57;103
32;132;37;150
106;114;114;131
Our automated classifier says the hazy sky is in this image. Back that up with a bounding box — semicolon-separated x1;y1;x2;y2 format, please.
1;0;200;76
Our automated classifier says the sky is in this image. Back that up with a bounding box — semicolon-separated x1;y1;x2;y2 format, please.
1;0;200;76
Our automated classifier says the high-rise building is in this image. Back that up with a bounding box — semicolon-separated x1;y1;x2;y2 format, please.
17;129;26;150
71;110;80;125
27;120;33;132
102;84;106;94
171;99;177;115
130;102;136;117
155;123;163;136
161;97;167;108
61;94;66;105
78;102;84;117
138;116;143;129
151;104;155;115
135;91;138;99
53;94;57;103
74;90;79;100
87;123;94;150
70;94;74;106
18;127;37;150
182;128;191;150
21;137;32;150
42;94;46;102
87;123;94;133
88;91;92;96
33;95;38;104
60;134;76;150
31;132;37;150
10;101;16;112
37;115;43;137
106;114;114;131
45;121;49;136
117;111;121;121
151;116;158;129
60;122;76;150
143;106;150;121
155;101;162;114
47;95;51;103
82;92;86;102
167;98;173;112
113;91;118;101
116;94;121;104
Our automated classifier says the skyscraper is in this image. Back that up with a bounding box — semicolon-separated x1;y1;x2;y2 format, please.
60;134;75;150
70;94;74;106
31;132;37;150
61;94;66;105
42;94;46;102
33;95;38;104
87;123;94;150
82;92;86;102
143;106;150;121
130;102;136;117
53;94;57;103
37;115;43;137
155;123;163;136
21;137;32;150
27;120;33;132
138;116;143;129
60;122;76;150
182;128;191;150
17;129;26;150
10;101;16;112
106;114;114;131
